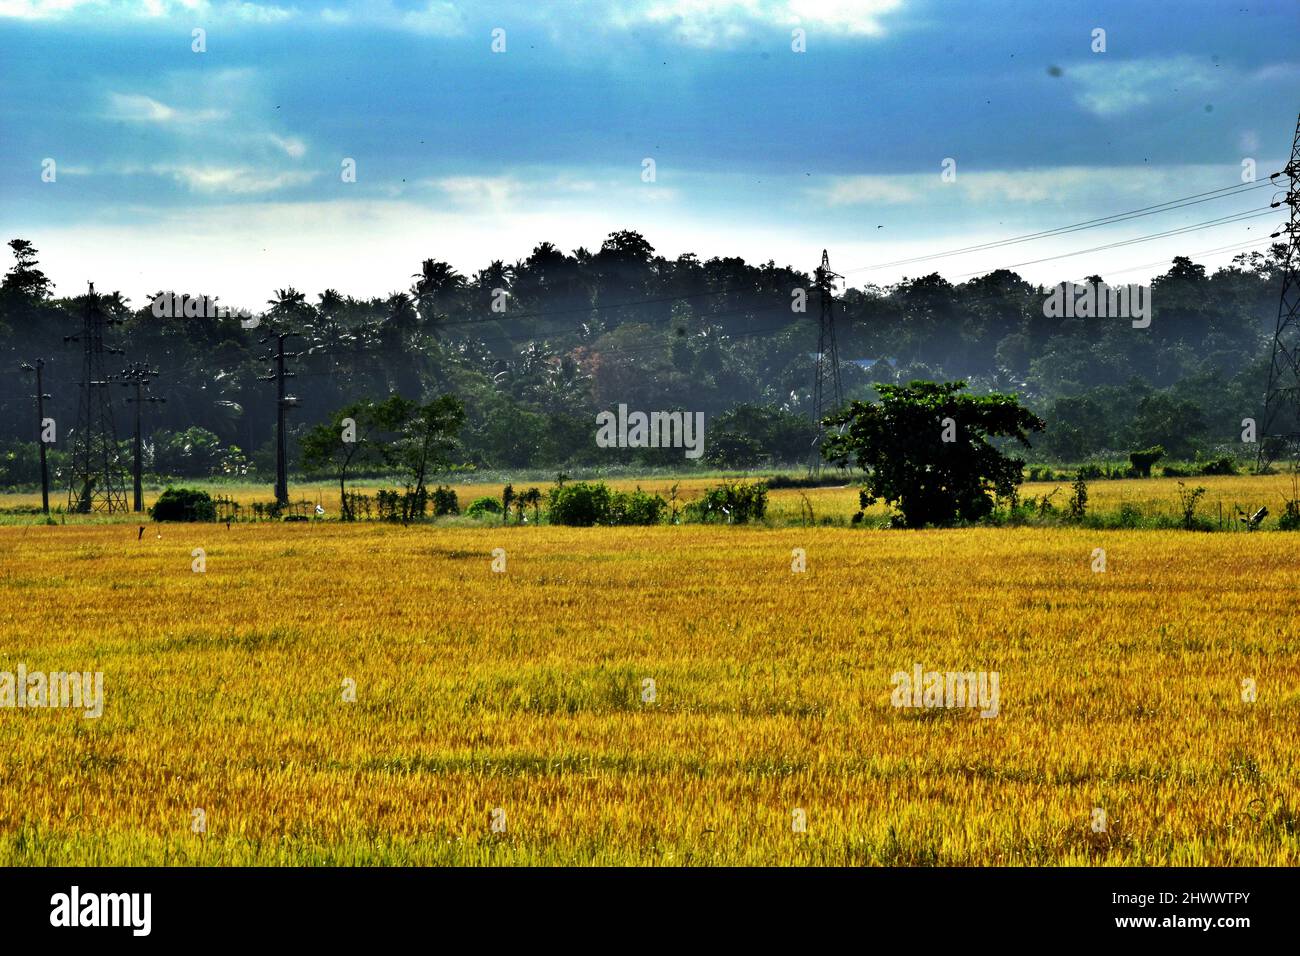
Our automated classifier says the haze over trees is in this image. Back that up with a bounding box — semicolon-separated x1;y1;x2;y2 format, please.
0;234;1286;483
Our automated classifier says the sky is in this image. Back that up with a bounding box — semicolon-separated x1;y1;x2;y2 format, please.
0;0;1296;309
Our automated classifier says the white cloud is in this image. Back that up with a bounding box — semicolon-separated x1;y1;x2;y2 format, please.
1065;56;1220;117
427;173;618;212
0;0;293;20
154;164;318;194
397;1;462;35
229;1;291;23
429;175;519;210
623;0;903;46
107;92;228;123
810;163;1260;208
3;0;900;44
267;133;307;158
1251;62;1300;83
813;175;919;206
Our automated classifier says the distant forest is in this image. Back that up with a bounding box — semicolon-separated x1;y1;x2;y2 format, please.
0;232;1288;484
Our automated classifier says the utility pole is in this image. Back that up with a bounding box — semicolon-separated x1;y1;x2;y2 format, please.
19;359;52;514
259;331;300;506
808;249;845;476
1259;112;1300;470
64;282;128;513
119;362;164;512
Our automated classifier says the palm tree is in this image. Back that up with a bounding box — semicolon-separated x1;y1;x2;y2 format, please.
411;258;465;327
384;291;418;332
266;287;310;329
317;289;344;320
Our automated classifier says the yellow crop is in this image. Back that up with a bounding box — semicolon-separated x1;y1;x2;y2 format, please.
1;491;1296;865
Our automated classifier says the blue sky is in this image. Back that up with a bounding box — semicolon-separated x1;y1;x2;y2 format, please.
0;0;1295;308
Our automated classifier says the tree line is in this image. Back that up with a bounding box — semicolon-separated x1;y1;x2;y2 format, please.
0;233;1288;487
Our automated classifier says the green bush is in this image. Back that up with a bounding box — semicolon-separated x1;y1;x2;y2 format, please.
466;496;502;518
547;481;612;526
608;488;667;525
1129;445;1165;478
683;481;769;523
1198;455;1238;476
148;487;216;522
545;481;666;526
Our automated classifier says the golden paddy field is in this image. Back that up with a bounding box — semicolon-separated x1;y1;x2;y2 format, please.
0;477;1297;865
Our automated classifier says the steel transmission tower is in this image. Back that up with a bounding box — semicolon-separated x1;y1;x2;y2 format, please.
259;331;300;505
1259;112;1300;469
65;283;128;513
808;249;844;475
120;362;164;512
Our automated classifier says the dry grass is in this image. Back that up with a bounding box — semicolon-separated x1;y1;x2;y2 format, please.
0;518;1296;865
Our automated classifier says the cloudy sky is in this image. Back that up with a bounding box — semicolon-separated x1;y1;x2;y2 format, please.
0;0;1295;308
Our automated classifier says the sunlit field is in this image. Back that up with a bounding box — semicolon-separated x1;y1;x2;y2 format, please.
1;505;1297;865
5;472;1300;527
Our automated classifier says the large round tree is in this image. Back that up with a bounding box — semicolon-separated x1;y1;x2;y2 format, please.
822;380;1045;528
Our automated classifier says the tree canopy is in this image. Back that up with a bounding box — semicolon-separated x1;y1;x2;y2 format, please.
822;380;1046;528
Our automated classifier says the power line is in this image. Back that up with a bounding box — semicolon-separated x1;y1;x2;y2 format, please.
843;179;1275;274
951;208;1276;279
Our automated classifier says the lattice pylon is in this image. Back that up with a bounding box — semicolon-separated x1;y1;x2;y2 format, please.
65;283;128;513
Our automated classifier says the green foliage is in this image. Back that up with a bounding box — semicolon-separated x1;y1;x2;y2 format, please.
1068;472;1088;520
683;480;768;524
431;485;459;516
1130;394;1206;459
301;394;464;520
547;481;612;526
1129;445;1165;478
608;488;667;525
822;380;1045;528
466;496;503;518
1197;454;1238;476
546;481;666;525
1278;500;1300;531
513;487;543;523
152;427;224;477
148;486;216;522
704;404;812;467
300;396;411;520
394;394;467;496
1176;482;1208;530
